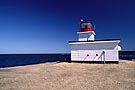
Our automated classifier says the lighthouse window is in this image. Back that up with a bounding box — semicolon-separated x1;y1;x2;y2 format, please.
81;23;92;28
81;24;85;28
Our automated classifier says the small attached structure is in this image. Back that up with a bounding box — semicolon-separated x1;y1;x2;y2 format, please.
69;19;121;63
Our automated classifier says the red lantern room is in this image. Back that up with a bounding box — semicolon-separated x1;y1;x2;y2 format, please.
80;19;94;32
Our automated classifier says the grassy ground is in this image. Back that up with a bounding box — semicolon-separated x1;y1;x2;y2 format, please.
0;60;135;90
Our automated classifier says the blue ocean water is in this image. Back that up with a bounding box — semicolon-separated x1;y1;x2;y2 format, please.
0;54;70;67
0;51;134;67
119;51;135;60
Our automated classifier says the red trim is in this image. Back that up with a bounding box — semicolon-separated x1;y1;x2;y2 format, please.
81;28;94;32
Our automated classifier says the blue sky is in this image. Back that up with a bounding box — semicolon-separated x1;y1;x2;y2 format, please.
0;0;135;53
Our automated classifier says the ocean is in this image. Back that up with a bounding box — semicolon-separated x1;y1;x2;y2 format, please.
0;51;135;67
0;54;70;67
119;51;135;60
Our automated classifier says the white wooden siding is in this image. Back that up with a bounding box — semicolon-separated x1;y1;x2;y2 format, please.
70;42;119;61
78;32;95;41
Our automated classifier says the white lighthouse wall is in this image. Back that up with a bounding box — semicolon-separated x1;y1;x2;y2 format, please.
88;34;95;41
78;32;95;41
70;42;119;61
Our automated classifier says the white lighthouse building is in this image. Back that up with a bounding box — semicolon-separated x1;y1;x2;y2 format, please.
69;19;121;63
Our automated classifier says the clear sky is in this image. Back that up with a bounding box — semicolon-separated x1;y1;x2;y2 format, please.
0;0;135;53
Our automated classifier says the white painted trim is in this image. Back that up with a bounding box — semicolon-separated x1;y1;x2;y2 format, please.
69;40;120;45
77;31;96;35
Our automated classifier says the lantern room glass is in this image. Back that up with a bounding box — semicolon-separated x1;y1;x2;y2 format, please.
81;23;92;28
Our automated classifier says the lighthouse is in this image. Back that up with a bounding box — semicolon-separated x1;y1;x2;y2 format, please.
69;19;121;64
78;19;95;41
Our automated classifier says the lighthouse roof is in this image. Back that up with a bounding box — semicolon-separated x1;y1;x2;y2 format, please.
80;19;94;23
69;39;120;44
81;21;91;23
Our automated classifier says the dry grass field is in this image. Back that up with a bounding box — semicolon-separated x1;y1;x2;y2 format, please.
0;60;135;90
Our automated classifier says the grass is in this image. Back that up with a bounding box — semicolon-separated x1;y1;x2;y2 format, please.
0;60;135;90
